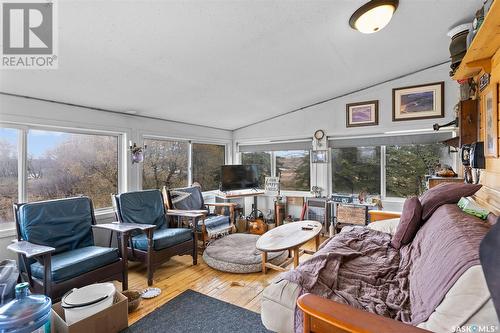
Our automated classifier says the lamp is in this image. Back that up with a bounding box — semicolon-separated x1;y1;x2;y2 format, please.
349;0;399;34
129;141;147;164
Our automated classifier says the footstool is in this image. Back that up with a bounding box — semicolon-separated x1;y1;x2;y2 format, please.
203;234;288;273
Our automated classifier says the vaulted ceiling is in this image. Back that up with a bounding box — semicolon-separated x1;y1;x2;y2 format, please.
0;0;481;130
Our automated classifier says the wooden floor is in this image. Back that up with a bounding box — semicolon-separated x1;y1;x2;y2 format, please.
125;238;320;325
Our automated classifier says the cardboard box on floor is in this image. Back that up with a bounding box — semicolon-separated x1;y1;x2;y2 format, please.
51;292;128;333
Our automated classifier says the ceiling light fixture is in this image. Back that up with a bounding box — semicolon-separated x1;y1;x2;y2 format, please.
349;0;399;34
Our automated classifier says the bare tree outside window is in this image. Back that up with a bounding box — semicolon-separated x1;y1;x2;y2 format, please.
192;143;225;191
0;128;18;223
276;150;310;191
241;152;271;188
26;130;119;209
143;139;189;190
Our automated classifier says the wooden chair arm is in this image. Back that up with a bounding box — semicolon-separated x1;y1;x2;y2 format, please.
7;240;55;258
166;210;206;218
297;294;429;333
368;210;401;222
92;222;156;234
205;203;237;207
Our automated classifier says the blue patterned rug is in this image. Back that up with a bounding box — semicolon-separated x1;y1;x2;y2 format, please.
122;289;271;333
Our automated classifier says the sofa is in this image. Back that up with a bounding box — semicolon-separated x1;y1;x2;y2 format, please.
261;203;499;333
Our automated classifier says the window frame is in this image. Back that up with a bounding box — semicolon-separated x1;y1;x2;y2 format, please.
191;141;227;192
140;134;229;193
0;123;126;217
238;150;312;195
331;143;458;200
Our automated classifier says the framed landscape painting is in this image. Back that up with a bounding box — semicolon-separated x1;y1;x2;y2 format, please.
484;86;498;157
346;100;379;127
392;82;444;121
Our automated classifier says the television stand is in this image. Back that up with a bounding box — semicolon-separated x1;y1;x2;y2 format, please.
215;190;265;217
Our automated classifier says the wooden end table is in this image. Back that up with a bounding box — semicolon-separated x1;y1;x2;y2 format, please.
92;222;156;290
256;221;322;274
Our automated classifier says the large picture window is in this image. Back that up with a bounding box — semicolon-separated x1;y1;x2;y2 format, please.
276;150;310;191
192;143;225;191
27;130;119;209
241;152;272;188
0;128;18;223
143;139;189;190
386;143;452;197
331;147;381;195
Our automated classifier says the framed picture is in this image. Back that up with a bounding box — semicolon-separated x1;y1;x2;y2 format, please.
312;150;328;163
392;82;444;121
346;100;378;127
484;85;498;157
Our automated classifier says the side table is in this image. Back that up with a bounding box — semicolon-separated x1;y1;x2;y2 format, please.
93;222;156;290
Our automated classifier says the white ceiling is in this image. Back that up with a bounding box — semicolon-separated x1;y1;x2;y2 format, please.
0;0;481;130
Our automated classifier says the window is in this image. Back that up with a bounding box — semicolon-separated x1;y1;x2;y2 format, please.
192;143;225;191
241;152;272;188
331;147;381;195
0;128;18;223
27;130;118;209
276;150;310;191
143;139;188;190
386;143;452;197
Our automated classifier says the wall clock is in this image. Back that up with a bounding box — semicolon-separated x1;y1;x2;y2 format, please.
314;129;325;141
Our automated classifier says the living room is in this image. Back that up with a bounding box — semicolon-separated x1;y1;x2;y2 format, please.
0;0;499;332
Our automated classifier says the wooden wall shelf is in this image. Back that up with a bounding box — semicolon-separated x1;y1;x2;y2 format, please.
452;0;500;80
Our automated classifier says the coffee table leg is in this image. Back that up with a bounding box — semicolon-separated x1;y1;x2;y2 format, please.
262;252;268;274
293;247;300;268
315;234;320;252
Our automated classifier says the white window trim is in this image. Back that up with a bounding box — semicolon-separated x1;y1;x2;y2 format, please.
238;150;312;194
333;143;458;200
141;134;229;192
0;124;125;222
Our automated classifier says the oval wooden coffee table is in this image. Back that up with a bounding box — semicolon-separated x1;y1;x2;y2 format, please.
256;221;322;274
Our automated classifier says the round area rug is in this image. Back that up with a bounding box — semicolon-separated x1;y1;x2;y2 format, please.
203;233;288;273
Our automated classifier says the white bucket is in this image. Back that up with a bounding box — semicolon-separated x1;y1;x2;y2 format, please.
61;283;116;325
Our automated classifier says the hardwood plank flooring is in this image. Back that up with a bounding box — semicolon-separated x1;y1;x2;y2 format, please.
124;238;321;325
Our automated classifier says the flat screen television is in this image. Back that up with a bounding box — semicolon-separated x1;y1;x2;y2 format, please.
220;165;259;191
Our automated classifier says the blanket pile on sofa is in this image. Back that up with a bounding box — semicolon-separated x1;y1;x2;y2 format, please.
281;204;489;332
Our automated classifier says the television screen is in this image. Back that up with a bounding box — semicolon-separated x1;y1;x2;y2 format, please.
220;165;259;191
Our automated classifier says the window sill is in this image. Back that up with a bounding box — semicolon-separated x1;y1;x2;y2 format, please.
95;207;115;216
280;190;313;197
0;223;16;238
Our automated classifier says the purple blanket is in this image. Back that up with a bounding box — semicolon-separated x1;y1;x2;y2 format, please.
281;226;411;332
403;204;489;324
281;204;490;333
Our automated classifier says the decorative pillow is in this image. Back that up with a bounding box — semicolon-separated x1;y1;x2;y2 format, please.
367;218;400;235
391;197;422;249
420;183;482;221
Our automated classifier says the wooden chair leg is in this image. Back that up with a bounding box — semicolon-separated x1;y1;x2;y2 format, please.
42;254;52;297
119;233;129;291
201;225;208;251
192;218;198;265
146;229;154;286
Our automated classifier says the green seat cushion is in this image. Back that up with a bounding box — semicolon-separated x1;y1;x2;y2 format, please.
31;246;119;283
132;228;193;251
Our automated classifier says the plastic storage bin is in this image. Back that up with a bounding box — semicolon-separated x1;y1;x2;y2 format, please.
61;283;116;325
0;282;51;333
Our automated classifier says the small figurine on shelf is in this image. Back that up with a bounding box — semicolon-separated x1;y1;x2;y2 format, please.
358;191;367;204
372;197;384;210
435;164;458;177
311;186;323;198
